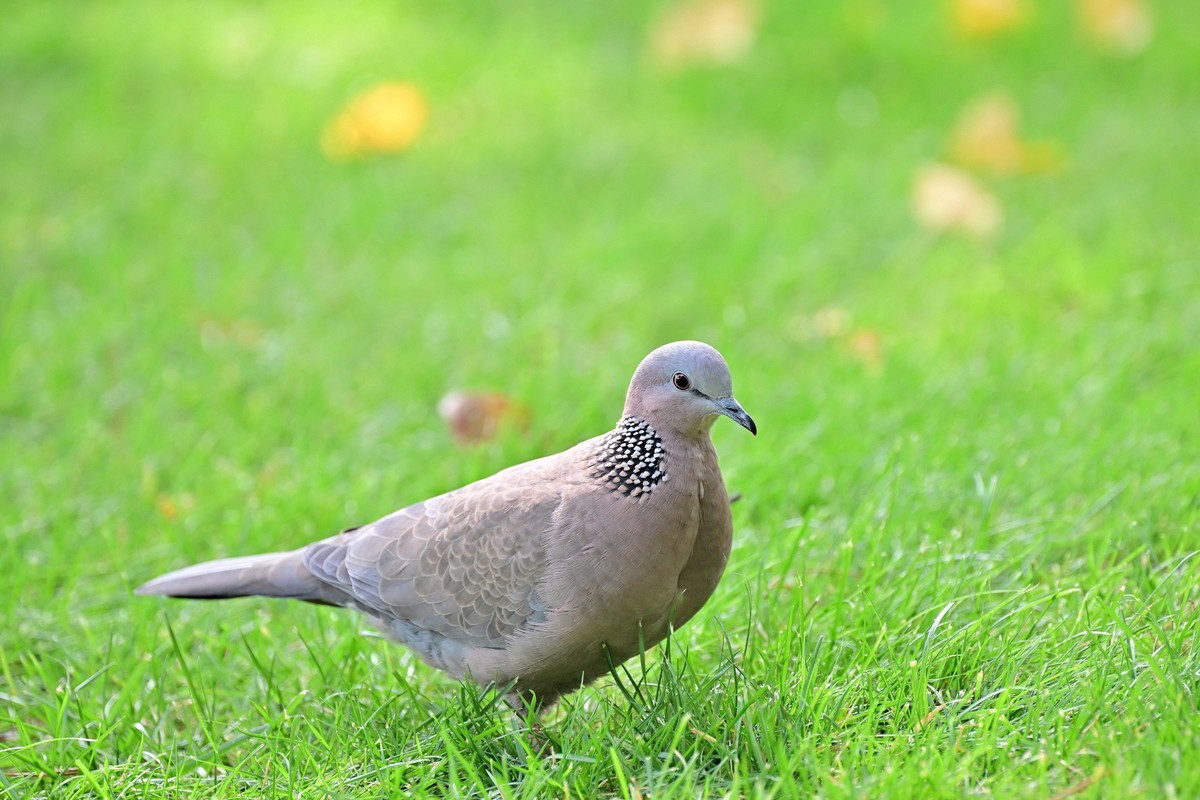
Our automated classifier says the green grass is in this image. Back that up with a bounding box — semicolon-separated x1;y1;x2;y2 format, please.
2;1;1198;797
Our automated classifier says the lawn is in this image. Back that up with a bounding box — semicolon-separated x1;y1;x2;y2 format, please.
2;1;1197;797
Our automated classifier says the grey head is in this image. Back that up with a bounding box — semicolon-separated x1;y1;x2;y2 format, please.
623;341;756;439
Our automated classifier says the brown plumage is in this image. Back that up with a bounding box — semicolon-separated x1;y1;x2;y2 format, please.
138;340;755;710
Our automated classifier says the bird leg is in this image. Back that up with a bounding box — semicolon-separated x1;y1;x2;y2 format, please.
507;690;556;756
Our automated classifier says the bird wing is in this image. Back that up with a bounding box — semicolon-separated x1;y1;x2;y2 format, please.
301;459;563;648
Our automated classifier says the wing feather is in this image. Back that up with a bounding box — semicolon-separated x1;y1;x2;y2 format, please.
302;466;559;648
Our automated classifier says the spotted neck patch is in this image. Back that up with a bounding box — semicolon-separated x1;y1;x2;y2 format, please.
589;416;668;499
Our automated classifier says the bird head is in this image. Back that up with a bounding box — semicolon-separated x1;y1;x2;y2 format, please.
623;341;756;438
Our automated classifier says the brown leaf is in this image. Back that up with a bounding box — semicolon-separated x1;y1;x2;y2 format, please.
915;703;946;731
911;162;1003;239
1076;0;1152;55
649;0;760;70
321;82;427;160
948;92;1065;176
950;0;1031;39
437;390;530;446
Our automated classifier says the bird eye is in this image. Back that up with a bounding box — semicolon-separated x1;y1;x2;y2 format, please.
672;372;691;391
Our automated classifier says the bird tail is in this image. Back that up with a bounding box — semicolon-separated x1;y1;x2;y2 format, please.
136;550;322;601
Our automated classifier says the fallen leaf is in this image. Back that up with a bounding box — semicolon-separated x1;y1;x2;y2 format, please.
787;306;854;342
813;306;852;339
844;328;884;372
437;390;530;446
948;91;1064;175
156;494;178;521
911;162;1003;239
321;82;427;160
1076;0;1152;55
156;496;176;522
155;492;194;522
915;703;946;731
950;0;1031;39
649;0;760;70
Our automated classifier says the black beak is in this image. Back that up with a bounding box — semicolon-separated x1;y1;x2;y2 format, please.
716;397;757;436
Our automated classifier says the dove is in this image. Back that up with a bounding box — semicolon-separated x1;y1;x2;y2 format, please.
137;340;755;712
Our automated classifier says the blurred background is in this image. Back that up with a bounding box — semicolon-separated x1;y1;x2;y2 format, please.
1;0;1197;791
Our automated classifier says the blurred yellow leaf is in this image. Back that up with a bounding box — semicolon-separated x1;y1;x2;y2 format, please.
786;306;859;344
155;493;194;522
437;390;530;446
156;494;178;522
843;329;884;373
948;92;1065;175
650;0;760;70
321;82;427;160
790;308;885;371
1076;0;1152;55
912;163;1003;239
813;306;852;339
950;0;1031;39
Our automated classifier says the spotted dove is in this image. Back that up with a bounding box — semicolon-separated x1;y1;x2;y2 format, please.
138;341;755;709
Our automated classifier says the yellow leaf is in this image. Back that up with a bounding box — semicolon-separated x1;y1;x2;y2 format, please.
843;329;885;373
948;92;1065;176
950;0;1031;39
649;0;760;70
155;493;194;522
787;306;853;342
321;82;427;160
156;494;178;522
813;306;852;339
1076;0;1152;55
911;162;1003;239
437;390;530;446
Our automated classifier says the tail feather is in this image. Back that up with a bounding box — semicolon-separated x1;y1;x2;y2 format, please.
136;550;322;601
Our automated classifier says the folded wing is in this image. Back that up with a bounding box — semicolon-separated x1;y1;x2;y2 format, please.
303;473;559;649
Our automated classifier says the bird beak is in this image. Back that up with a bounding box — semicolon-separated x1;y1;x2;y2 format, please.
716;397;757;436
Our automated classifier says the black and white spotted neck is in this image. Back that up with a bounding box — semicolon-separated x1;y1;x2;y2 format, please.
589;416;668;499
